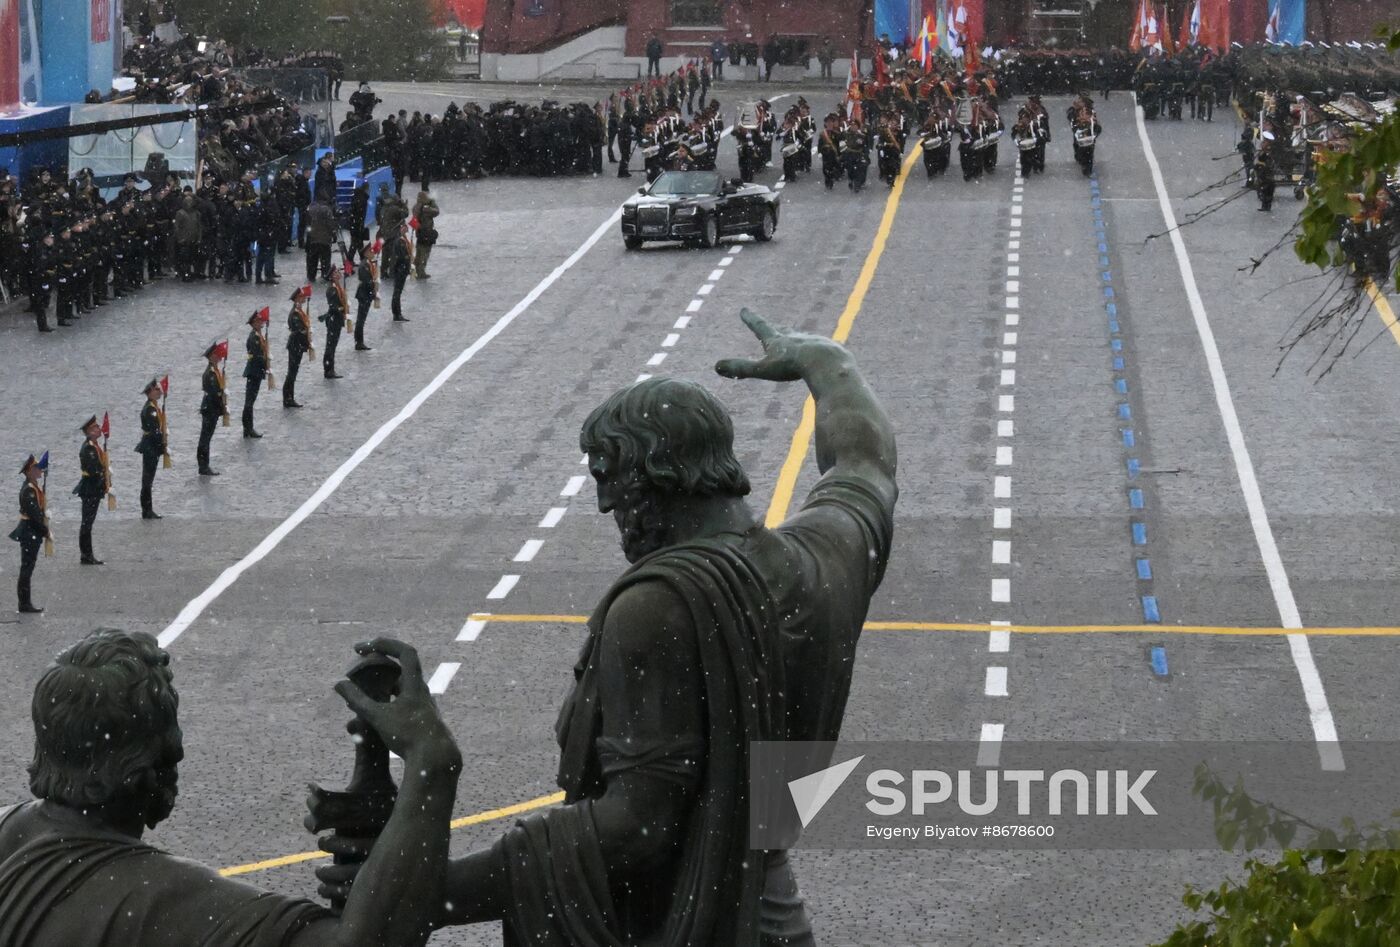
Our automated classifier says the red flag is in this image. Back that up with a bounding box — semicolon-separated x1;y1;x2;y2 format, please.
301;283;312;299
343;260;354;275
100;412;110;437
258;306;270;323
214;340;229;361
408;215;419;230
160;375;169;395
371;238;383;254
873;47;888;87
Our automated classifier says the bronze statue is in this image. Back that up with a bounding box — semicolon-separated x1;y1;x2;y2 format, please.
320;309;898;944
0;629;463;947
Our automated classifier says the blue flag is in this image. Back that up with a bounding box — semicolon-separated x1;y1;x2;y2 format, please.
1266;0;1305;45
36;450;48;472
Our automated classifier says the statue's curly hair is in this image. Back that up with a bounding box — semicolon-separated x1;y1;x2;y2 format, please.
28;629;182;823
580;377;751;498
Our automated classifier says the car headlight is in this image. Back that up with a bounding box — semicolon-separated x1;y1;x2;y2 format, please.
674;206;698;217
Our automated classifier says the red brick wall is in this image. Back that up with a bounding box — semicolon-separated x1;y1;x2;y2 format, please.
1309;0;1393;42
623;0;872;57
481;0;626;54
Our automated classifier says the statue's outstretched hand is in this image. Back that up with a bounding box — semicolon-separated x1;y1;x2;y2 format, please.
333;637;459;767
715;307;841;383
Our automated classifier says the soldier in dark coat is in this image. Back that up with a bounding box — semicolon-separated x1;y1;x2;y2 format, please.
242;310;269;438
354;249;376;351
9;454;49;612
135;378;167;519
196;342;227;477
74;416;108;564
285;285;312;408
321;267;348;379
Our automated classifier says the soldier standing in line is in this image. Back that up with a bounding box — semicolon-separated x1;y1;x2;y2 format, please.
285;285;312;408
74;416;109;565
54;223;76;327
135;378;168;520
196;342;228;477
412;186;439;279
242;308;270;438
384;224;413;322
9;454;50;613
354;243;377;351
321;266;347;379
617;97;635;178
29;230;56;333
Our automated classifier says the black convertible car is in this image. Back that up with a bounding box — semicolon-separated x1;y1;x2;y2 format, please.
621;171;780;250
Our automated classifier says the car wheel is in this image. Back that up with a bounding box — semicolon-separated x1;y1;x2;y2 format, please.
753;208;776;242
699;213;719;249
624;235;644;251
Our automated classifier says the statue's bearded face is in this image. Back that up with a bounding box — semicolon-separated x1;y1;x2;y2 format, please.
141;728;184;829
590;453;669;563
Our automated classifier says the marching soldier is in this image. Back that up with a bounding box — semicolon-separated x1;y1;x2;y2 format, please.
818;114;843;190
322;266;348;379
876;115;903;187
74;416;109;565
243;309;271;438
197;342;228;476
354;242;378;351
841;119;870;193
285;285;312;408
135;379;168;519
9;454;50;613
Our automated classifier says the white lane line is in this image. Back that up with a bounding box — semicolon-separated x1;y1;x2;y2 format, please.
514;539;544;563
647;352;667;366
560;475;586;497
1135;103;1342;771
1007;252;1020;263
539;507;567;528
997;420;1014;437
730;245;743;253
977;723;1004;766
457;614;489;642
985;667;1009;697
1009;240;1020;250
1006;296;1020;309
1005;312;1020;326
989;630;1011;653
993;507;1012;529
999;394;1015;412
1003;331;1018;346
992;540;1011;565
990;578;1010;603
1006;281;1020;293
427;662;461;694
1007;266;1020;277
995;446;1013;467
719;256;735;266
1001;351;1017;364
698;284;714;295
635;373;652;383
486;575;520;599
662;333;680;347
1000;369;1016;386
1010;230;1021;239
707;269;725;281
674;316;691;329
994;476;1011;498
579;454;588;465
687;299;704;312
156;208;625;649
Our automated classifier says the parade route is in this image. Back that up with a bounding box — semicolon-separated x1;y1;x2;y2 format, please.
3;83;1399;944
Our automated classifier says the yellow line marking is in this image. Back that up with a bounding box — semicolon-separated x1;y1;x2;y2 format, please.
764;146;923;528
219;791;566;877
1365;277;1400;349
467;613;1400;637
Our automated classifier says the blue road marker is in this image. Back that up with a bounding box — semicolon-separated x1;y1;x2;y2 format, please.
1122;429;1136;447
1115;378;1129;394
1126;458;1140;478
1129;488;1144;509
1106;302;1117;316
1100;256;1111;267
1111;339;1122;351
1150;646;1169;676
1142;596;1161;622
1118;403;1131;420
1104;287;1115;298
1109;320;1120;333
1136;558;1153;580
1132;522;1148;544
1099;243;1109;253
1113;356;1125;370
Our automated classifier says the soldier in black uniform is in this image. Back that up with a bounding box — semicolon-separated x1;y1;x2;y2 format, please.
285;285;312;408
384;224;413;322
135;378;167;519
818;114;843;190
9;454;49;613
321;266;348;378
243;309;269;438
53;223;77;326
354;248;376;351
197;342;227;477
74;416;107;565
29;230;56;332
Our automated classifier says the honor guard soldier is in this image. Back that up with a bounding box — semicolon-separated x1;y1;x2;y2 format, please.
136;378;169;519
10;454;50;613
818;114;843;190
285;285;313;407
384;225;413;322
74;416;110;564
197;341;229;476
321;266;348;379
243;308;271;438
29;230;57;332
354;243;378;351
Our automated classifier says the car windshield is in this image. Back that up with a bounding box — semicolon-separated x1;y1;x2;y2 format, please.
648;171;723;196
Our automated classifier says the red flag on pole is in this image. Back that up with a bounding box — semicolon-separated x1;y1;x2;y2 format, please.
100;412;110;437
343;260;354;275
371;238;383;254
408;215;419;230
159;375;169;395
258;306;270;323
214;340;229;361
301;284;312;299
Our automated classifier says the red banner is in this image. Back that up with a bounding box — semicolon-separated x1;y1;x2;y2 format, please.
91;0;109;42
0;0;18;109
